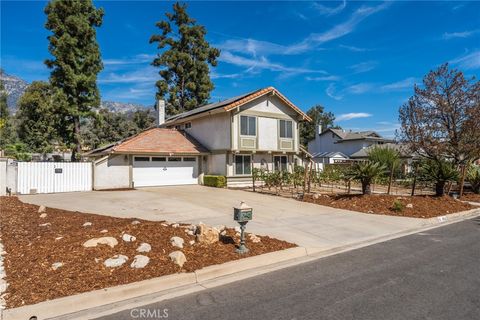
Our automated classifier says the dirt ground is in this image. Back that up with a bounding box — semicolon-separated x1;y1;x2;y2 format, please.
460;193;480;203
0;197;295;308
303;194;475;218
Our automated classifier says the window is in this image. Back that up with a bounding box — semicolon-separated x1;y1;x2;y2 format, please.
185;122;192;129
274;156;288;171
240;116;256;136
168;157;181;162
183;157;196;162
235;155;251;175
134;157;150;162
175;125;181;130
279;120;293;139
152;157;166;162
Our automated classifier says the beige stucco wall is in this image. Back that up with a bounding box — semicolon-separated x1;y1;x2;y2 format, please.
208;153;227;176
94;154;130;190
184;113;231;151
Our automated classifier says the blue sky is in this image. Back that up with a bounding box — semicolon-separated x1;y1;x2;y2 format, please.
1;1;479;137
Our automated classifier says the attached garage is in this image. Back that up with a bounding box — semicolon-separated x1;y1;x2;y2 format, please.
86;128;209;190
132;156;198;187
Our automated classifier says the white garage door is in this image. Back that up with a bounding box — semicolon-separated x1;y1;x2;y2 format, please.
133;156;198;187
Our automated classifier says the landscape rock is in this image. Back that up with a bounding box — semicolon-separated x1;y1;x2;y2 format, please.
168;251;187;268
51;262;63;270
130;255;150;269
406;203;414;209
189;240;195;245
136;242;151;253
171;223;180;228
234;226;241;233
131;220;141;225
186;230;194;236
55;237;63;241
83;237;118;248
83;222;92;227
249;234;261;243
195;223;219;245
38;205;46;213
39;213;47;219
39;223;51;227
104;255;128;268
122;233;136;242
170;236;184;248
100;229;108;233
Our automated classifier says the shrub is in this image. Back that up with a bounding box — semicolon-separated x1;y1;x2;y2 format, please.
203;175;226;188
467;165;480;194
391;200;404;212
418;159;458;196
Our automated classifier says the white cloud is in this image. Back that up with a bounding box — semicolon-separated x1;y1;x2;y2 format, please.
219;51;327;75
216;2;390;57
99;66;158;84
348;61;377;73
381;77;417;91
312;0;346;16
339;44;372;52
345;83;374;94
337;113;373;121
451;50;480;70
103;54;155;66
443;29;479;40
326;83;343;100
306;75;341;81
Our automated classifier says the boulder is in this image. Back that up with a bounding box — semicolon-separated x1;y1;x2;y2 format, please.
39;213;47;219
38;205;46;213
170;236;184;248
83;237;118;248
83;222;92;227
168;251;186;268
122;233;136;242
131;255;150;269
51;262;63;271
195;223;219;245
104;255;128;268
136;243;151;253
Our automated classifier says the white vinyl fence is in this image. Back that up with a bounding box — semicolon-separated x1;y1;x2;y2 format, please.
17;162;92;194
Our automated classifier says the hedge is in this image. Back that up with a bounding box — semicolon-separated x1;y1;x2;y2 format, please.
203;175;227;188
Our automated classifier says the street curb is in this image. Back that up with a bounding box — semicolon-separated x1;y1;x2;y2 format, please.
2;208;479;320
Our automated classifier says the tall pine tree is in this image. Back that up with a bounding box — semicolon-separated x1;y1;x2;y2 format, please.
150;2;220;115
44;0;104;160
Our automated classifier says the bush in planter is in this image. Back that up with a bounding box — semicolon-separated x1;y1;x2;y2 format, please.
391;200;404;212
203;175;227;188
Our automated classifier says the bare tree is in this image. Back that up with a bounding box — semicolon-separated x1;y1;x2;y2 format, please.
399;64;480;166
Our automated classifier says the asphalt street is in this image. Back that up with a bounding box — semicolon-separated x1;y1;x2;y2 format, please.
99;217;480;320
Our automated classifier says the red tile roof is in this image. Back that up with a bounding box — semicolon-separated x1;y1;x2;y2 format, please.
112;128;209;155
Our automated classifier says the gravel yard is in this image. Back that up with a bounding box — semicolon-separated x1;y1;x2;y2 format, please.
0;196;295;308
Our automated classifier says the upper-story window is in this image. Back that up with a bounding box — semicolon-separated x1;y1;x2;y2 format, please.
279;120;293;139
240;116;256;136
185;122;192;129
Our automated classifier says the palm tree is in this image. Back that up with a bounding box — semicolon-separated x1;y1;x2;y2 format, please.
346;161;387;195
419;159;458;196
367;146;401;194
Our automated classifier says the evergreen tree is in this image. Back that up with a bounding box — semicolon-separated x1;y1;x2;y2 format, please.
299;105;337;146
16;81;62;154
0;80;15;149
150;2;220;115
44;0;104;160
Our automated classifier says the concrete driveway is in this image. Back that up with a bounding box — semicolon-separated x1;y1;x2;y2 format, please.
20;186;427;252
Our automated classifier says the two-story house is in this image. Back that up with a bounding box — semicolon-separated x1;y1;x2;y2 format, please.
308;126;393;165
87;87;311;189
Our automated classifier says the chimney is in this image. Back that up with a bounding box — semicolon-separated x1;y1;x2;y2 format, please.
156;99;165;127
317;124;323;135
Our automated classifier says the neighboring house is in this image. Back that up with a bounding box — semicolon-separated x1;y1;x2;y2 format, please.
308;126;393;165
350;142;419;173
86;87;311;189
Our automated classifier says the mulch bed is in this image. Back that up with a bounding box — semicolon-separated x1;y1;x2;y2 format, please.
303;194;475;218
460;193;480;203
0;196;295;309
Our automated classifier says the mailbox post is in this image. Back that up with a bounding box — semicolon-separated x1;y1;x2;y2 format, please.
233;201;253;254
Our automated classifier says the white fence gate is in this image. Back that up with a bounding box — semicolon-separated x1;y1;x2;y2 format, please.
17;162;92;194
